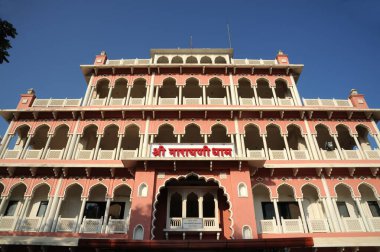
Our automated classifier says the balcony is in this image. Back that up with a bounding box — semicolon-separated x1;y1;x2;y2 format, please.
246;149;266;159
281;217;304;233
45;149;65;160
32;98;82;107
159;97;178;105
24;149;43;159
106;217;129;234
97;149;116;160
259;97;275;106
239;97;256;106
307;218;330;233
80;217;103;233
342;217;366;232
0;216;17;231
367;217;380;232
55;216;78;232
129;97;145;105
109;98;126;106
269;149;288;160
183;97;202;105
303;98;352;107
120;149;138;159
341;149;362;160
19;217;43;232
290;149;310;160
260;218;278;233
166;217;220;231
3;149;22;159
76;149;95;160
364;149;380;159
207;97;227;105
90;98;106;106
278;98;294;106
320;149;340;160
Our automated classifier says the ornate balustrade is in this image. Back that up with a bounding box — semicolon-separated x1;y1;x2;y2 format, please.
278;98;294;106
55;216;78;232
19;217;42;232
0;216;17;231
76;149;95;160
342;217;365;232
97;149;116;160
158;97;178;105
106;217;129;234
269;149;288;160
246;149;266;159
303;98;352;107
364;149;380;159
129;97;145;105
367;217;380;232
90;98;107;106
281;217;304;233
290;149;310;160
183;97;202;105
120;149;138;159
259;97;275;106
207;97;227;105
46;149;65;160
307;218;330;233
320;149;341;160
239;97;255;106
80;217;103;233
260;218;278;234
342;149;362;160
32;98;82;107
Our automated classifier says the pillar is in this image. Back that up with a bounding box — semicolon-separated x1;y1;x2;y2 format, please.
126;86;132;105
198;196;203;218
234;117;242;157
106;86;113;105
116;134;123;159
66;118;81;160
229;73;237;105
290;74;302;105
297;198;308;232
353;135;365;159
178;86;183;105
321;197;335;232
177;135;181;143
82;75;94;106
271;87;278;105
138;135;144;157
51;197;63;232
43;178;63;231
76;197;87;232
20;134;32;159
312;134;322;160
333;134;344;159
331;197;345;232
41;134;53;159
240;134;246;157
148;73;155;105
154;86;160;105
142;117;150;157
102;197;112;233
283;135;291;160
226;86;231;105
253;85;259;105
262;135;269;159
0;196;8;215
202;86;206;105
303;134;314;160
0;134;13;158
303;118;320;160
16;196;31;230
354;197;370;231
94;134;102;160
62;134;73;159
321;175;342;232
273;199;282;232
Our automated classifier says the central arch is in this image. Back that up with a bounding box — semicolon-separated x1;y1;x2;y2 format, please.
151;173;233;240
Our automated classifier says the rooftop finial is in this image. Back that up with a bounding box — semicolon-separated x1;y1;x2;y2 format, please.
100;50;107;56
350;89;358;95
278;50;284;55
27;88;35;95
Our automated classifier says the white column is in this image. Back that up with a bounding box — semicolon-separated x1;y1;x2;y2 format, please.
321;197;335;232
20;134;32;158
125;86;132;105
178;86;183;105
271;87;278;105
87;86;95;106
182;196;187;218
51;197;63;232
333;135;344;159
283;135;291;160
41;134;53;159
230;135;236;155
43;177;63;231
198;196;203;218
166;192;171;229
82;75;94;106
66;118;81;160
229;73;237;105
273;199;282;232
331;197;345;232
94;135;102;160
353;135;365;159
234;86;239;105
106;86;113;105
204;135;208;143
240;134;246;157
262;134;269;159
138;135;144;157
102;198;112;233
373;135;380;149
0;134;13;158
116;134;123;159
177;135;181;143
321;175;341;232
312;134;323;160
253;85;259;105
288;86;298;106
354;197;370;231
234;117;242;157
154;86;159;105
303;118;320;160
297;198;308;232
290;74;302;105
148;73;155;105
214;197;219;226
303;134;314;160
202;86;206;105
142;117;150;157
144;83;150;105
16;197;31;230
62;134;73;159
225;86;231;105
76;197;87;232
70;134;81;160
0;196;8;215
39;196;53;231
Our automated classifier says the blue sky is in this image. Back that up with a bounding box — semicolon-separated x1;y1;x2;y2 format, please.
0;0;379;134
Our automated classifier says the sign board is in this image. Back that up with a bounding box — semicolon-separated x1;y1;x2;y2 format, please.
150;143;235;158
182;218;203;229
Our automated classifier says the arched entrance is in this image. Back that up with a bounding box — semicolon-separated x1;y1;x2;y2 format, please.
152;174;232;240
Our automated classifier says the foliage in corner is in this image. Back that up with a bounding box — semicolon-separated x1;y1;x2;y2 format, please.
0;18;17;64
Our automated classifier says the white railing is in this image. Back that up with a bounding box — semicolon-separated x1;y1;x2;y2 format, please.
109;98;126;106
307;218;329;233
342;149;362;160
320;149;340;160
169;217;182;229
269;149;288;160
159;97;178;105
19;217;42;232
129;97;145;105
207;97;227;105
364;149;380;159
246;149;266;159
55;216;78;232
367;217;380;232
32;98;82;107
107;218;129;234
0;216;17;231
24;149;43;159
260;218;278;233
239;97;255;106
76;149;94;160
203;218;217;230
278;98;294;106
46;149;65;160
81;217;103;233
97;149;116;160
303;98;352;107
290;149;310;160
3;149;22;159
183;97;202;105
119;149;138;159
259;97;275;106
281;217;304;233
342;217;365;232
90;98;107;106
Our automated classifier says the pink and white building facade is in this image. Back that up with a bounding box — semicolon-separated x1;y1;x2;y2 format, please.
0;48;379;251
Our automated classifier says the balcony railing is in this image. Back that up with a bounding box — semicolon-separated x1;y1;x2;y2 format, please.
342;217;365;232
3;149;22;159
159;97;178;105
367;217;380;232
0;216;17;231
281;217;304;233
129;97;145;105
183;97;202;105
46;149;65;160
259;97;275;106
290;149;310;160
76;149;95;160
260;218;278;233
307;218;330;233
278;98;294;106
303;98;352;107
120;149;138;159
55;216;78;232
269;149;288;160
97;149;116;160
246;149;266;159
320;149;340;160
239;97;256;106
207;97;227;105
80;217;103;233
364;149;380;159
24;149;43;159
109;98;126;106
32;98;82;107
90;98;107;106
167;217;219;231
19;217;42;232
106;217;129;234
341;149;362;160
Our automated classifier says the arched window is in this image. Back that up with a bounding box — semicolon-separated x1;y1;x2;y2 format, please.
336;125;356;150
170;193;182;217
202;193;215;218
133;225;144;240
157;56;169;64
155;124;176;143
186;56;198;64
182;124;203;143
242;225;252;239
200;56;212;64
186;192;199;217
315;125;334;150
171;56;183;64
266;125;285;150
215;56;227;64
138;183;148;197
209;124;230;143
238;183;248;197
